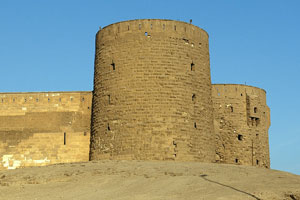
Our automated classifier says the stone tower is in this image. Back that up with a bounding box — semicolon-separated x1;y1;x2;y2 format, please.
90;19;216;162
212;84;270;168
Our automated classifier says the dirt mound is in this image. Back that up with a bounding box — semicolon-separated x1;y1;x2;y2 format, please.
0;160;299;200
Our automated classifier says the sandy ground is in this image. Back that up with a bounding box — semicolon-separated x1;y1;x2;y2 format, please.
0;160;299;200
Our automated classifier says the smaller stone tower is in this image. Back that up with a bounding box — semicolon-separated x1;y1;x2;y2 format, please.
212;84;270;168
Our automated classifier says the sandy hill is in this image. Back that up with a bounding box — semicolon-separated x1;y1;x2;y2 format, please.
0;160;299;200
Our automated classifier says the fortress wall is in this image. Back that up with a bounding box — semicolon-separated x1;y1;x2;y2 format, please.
0;91;92;170
0;19;272;170
212;84;270;168
90;19;215;162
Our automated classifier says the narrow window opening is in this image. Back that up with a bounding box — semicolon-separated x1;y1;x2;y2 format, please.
107;123;111;131
163;24;165;30
255;118;260;126
192;94;196;101
13;98;15;102
238;134;243;141
36;98;39;102
254;107;257;113
235;158;239;163
64;132;66;145
231;106;234;112
48;98;50;102
139;24;141;30
87;106;90;110
144;32;148;36
199;43;202;47
82;97;85;102
184;27;186;32
194;122;197;129
173;140;177;148
24;98;27;102
250;117;254;126
256;160;259;165
174;25;176;31
128;25;130;30
108;95;111;104
191;62;195;71
84;132;87;136
111;61;115;70
241;93;243;96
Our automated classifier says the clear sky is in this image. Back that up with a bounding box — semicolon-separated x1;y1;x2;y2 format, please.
0;0;299;175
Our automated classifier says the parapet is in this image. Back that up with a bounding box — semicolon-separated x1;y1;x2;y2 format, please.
97;19;209;41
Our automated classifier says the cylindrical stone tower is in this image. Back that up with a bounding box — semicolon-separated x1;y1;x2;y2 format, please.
90;19;215;162
212;84;270;168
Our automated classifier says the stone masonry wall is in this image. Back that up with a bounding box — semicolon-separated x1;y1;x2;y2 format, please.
0;91;92;170
90;19;216;162
212;84;270;168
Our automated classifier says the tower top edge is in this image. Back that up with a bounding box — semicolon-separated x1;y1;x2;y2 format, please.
0;91;92;95
98;19;209;37
212;83;267;94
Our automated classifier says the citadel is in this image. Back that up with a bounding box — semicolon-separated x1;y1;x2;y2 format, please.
0;19;270;170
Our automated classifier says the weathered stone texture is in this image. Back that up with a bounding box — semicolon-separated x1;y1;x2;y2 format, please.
90;19;216;162
0;92;92;169
212;84;270;168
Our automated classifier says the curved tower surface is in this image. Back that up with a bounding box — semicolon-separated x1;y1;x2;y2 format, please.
90;19;215;162
212;84;270;168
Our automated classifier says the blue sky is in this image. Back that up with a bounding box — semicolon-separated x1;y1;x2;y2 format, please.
0;0;299;175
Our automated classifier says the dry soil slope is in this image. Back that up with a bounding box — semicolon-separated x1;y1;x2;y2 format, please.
0;160;299;200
